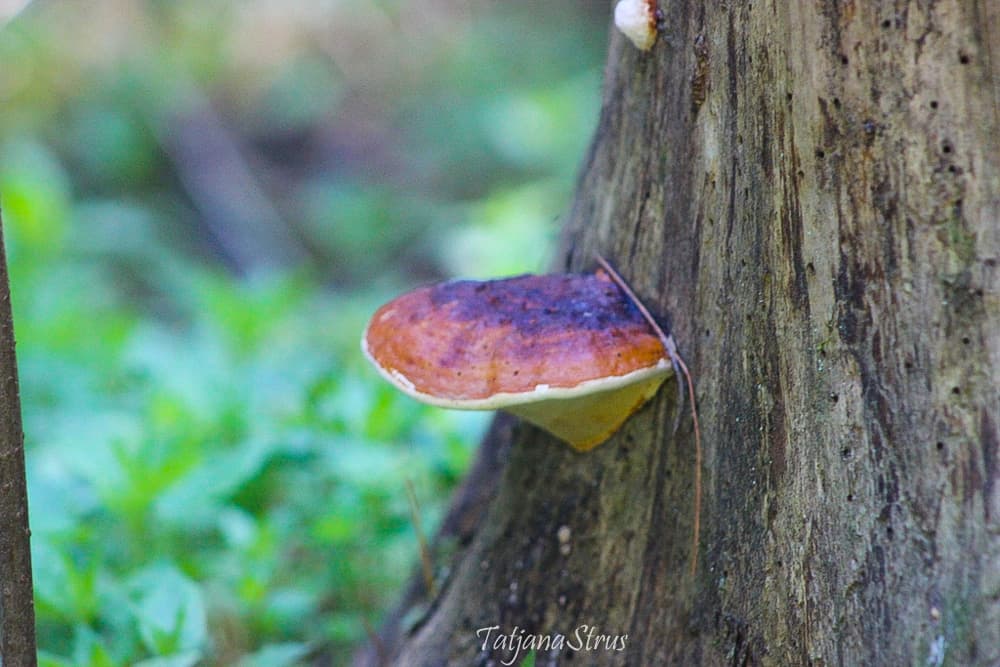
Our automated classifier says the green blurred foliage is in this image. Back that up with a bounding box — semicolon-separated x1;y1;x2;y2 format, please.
1;0;607;664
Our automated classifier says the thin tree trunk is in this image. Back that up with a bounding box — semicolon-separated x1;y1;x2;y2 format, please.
355;1;999;664
0;211;37;664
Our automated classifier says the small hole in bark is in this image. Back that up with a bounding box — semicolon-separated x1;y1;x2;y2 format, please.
797;170;805;178
815;149;826;159
830;393;839;403
881;19;891;28
886;526;894;538
904;360;913;369
841;447;852;459
948;165;960;174
930;100;939;109
776;560;783;568
833;97;841;109
806;262;816;274
952;386;961;395
942;142;953;154
847;493;854;501
840;55;849;65
704;329;711;337
786;92;793;101
959;53;970;64
936;441;945;451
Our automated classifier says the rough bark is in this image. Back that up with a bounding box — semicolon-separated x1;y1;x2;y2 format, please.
0;211;37;664
355;1;999;665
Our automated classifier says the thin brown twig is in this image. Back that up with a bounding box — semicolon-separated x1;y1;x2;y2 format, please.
361;616;389;667
595;254;702;577
405;478;436;597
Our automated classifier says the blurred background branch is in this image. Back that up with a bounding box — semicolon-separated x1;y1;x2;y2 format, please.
154;83;306;274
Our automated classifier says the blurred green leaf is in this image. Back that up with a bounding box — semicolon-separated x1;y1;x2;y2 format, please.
258;55;343;130
38;652;76;667
484;73;602;172
442;183;560;277
128;565;208;657
0;136;70;259
133;653;202;667
65;104;158;187
237;642;311;667
71;627;118;667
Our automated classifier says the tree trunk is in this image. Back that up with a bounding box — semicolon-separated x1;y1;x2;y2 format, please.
355;1;999;664
0;211;37;664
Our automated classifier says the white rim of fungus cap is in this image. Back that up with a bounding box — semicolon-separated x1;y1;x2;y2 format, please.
361;332;672;411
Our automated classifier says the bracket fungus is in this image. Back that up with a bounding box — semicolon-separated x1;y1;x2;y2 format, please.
362;257;703;574
362;265;673;451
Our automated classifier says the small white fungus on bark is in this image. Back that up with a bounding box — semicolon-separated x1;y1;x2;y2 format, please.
614;0;658;51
